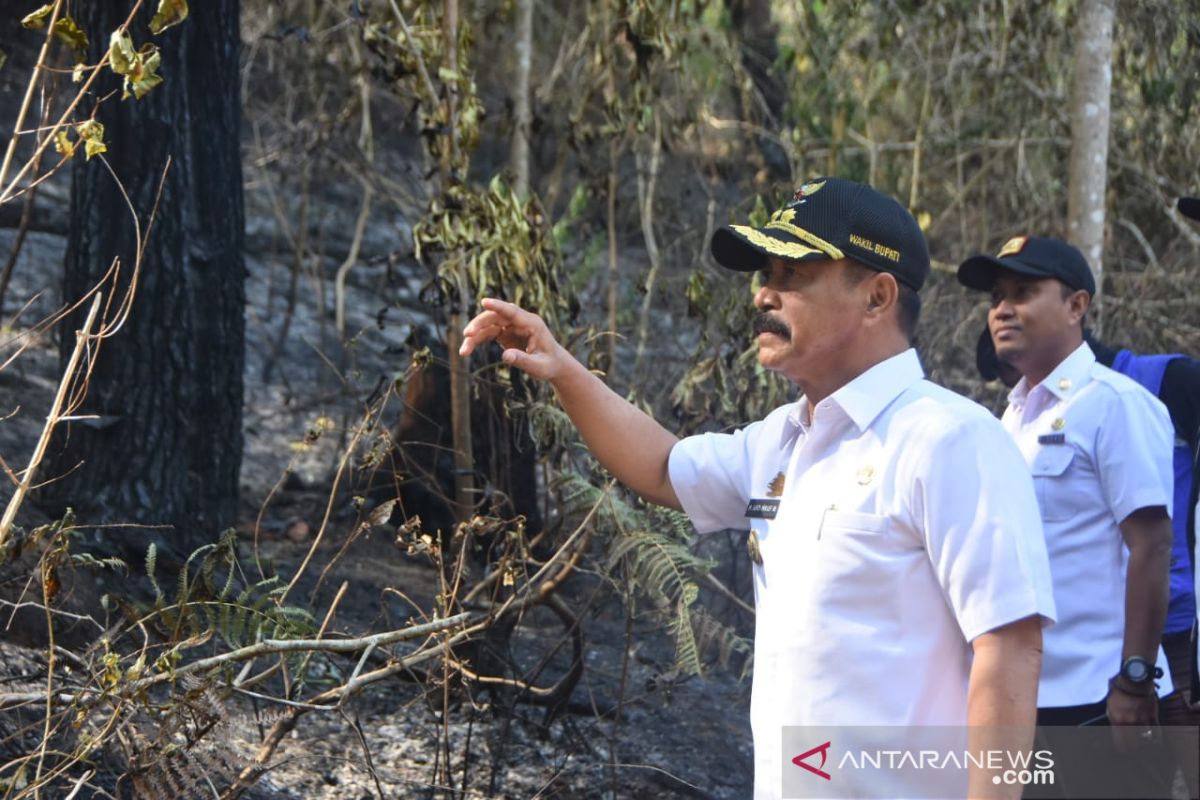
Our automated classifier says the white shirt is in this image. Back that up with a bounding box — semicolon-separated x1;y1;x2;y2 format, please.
1001;342;1174;706
669;349;1056;800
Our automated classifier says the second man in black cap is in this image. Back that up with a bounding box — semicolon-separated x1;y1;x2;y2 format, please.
959;234;1176;798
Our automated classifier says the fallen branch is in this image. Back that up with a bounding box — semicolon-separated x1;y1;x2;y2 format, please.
131;611;477;693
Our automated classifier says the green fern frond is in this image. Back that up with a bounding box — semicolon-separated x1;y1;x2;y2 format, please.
691;606;753;677
669;596;702;677
70;551;127;572
145;544;163;606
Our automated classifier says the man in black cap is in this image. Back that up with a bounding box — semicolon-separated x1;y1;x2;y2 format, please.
959;235;1177;798
461;177;1055;799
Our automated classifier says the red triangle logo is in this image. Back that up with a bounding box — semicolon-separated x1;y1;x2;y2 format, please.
792;740;832;781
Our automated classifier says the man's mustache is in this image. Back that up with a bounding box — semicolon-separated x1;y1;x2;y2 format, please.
752;312;790;341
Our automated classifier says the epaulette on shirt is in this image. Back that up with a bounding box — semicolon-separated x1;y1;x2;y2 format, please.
1091;363;1160;397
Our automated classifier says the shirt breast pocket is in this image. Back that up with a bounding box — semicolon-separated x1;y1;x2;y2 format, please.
1031;445;1076;522
815;510;919;601
819;509;888;536
817;510;916;559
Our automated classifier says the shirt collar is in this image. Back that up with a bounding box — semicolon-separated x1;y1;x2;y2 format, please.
782;349;925;445
1007;341;1095;406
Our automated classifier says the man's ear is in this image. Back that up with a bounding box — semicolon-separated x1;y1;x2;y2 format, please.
1067;289;1091;324
865;272;899;319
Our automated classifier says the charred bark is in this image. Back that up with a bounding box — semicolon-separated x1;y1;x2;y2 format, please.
725;0;789;179
37;0;245;561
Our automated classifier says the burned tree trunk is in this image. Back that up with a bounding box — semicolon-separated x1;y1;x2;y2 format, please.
725;0;789;178
37;0;245;560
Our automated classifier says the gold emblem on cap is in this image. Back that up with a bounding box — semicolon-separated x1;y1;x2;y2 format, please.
766;472;786;498
1052;418;1066;431
1057;378;1072;391
998;236;1028;258
857;465;875;485
792;179;826;201
747;530;763;565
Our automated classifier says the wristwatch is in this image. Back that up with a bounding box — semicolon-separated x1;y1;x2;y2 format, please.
1118;656;1163;685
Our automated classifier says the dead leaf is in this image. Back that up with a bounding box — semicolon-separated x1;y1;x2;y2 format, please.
52;16;89;61
364;499;396;529
108;30;164;99
76;120;106;160
21;4;54;30
53;128;75;158
149;0;189;35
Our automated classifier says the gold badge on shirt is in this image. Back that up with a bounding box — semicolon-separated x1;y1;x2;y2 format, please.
747;530;763;565
743;472;788;566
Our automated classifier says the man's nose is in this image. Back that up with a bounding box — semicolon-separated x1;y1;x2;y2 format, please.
991;297;1015;319
754;284;780;310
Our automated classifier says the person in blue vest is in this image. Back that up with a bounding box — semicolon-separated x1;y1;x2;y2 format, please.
1180;196;1200;628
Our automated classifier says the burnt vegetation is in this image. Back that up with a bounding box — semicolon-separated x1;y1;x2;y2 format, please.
0;0;1197;797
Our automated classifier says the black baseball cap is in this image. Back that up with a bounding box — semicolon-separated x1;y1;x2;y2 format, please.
1180;197;1200;220
710;177;931;290
957;235;1096;296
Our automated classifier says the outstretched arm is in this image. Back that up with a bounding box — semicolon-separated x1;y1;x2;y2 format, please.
460;298;681;510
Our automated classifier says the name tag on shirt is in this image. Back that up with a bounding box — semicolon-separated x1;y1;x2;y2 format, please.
745;499;781;519
1038;433;1066;445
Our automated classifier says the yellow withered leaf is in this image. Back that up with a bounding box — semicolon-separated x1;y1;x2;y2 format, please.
21;4;54;30
53;128;76;158
129;44;163;98
149;0;189;35
53;17;89;61
76;120;106;160
109;29;137;74
108;31;164;99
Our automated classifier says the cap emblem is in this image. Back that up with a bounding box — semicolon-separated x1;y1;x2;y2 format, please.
997;236;1028;258
789;179;827;206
